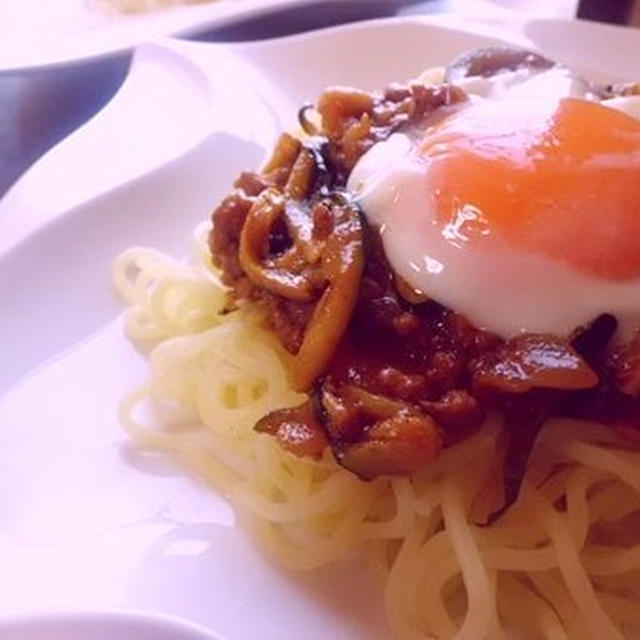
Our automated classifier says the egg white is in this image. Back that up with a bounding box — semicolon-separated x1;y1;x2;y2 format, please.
348;67;640;339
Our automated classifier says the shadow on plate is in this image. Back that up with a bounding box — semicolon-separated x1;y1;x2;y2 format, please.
0;54;131;198
190;0;443;42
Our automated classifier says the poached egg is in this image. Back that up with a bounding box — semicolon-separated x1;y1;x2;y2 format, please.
348;65;640;338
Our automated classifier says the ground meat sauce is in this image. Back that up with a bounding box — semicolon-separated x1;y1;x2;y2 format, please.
210;49;640;517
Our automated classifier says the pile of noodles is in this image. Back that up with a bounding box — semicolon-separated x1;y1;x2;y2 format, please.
114;223;640;640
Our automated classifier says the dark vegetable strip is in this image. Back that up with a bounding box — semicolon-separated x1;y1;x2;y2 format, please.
571;314;617;360
483;392;557;525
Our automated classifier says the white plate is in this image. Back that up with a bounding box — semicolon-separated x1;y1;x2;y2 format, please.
0;610;223;640
0;0;304;71
1;15;640;640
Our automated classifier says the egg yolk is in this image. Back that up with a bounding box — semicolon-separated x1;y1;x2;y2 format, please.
419;97;640;280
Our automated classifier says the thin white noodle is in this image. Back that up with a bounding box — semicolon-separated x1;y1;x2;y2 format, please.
361;478;415;540
589;482;640;523
529;571;587;639
599;592;640;625
418;541;462;638
498;574;567;640
584;544;640;576
384;517;440;640
442;477;499;640
564;441;640;494
529;486;625;640
565;467;594;548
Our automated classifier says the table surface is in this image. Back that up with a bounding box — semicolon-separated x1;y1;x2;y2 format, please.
0;0;618;200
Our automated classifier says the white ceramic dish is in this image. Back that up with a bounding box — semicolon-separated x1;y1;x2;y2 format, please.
0;610;223;640
1;15;639;640
0;0;304;71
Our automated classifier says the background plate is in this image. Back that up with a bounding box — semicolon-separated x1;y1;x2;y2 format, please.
0;0;303;71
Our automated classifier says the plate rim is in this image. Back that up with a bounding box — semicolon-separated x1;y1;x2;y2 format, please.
0;608;224;639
